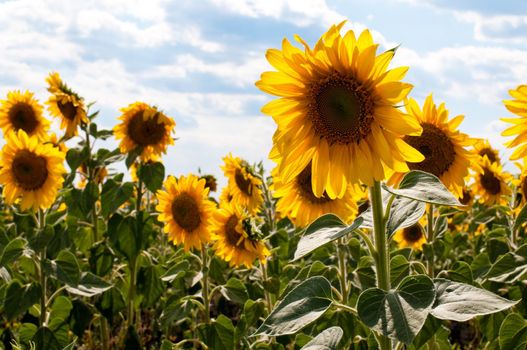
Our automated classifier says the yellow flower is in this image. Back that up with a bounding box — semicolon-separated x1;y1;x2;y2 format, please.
472;157;512;205
0;130;66;210
389;95;476;198
393;222;427;251
219;186;233;206
474;139;500;164
221;154;263;213
502;85;527;160
156;174;216;251
211;202;270;267
114;102;175;162
458;187;474;209
77;163;108;189
256;22;423;195
46;72;88;138
0;90;49;140
47;132;68;154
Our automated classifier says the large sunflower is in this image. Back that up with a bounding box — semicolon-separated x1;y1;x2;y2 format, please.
114;102;175;162
256;22;423;196
0;90;49;140
474;139;500;164
0;130;65;210
156;174;216;251
272;162;358;227
472;157;511;205
502;85;527;160
221;154;263;213
46;72;88;138
211;202;270;267
389;95;476;197
393;222;427;251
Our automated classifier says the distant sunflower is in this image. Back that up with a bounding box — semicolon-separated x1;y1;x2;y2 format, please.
389;95;476;197
272;163;358;227
77;163;108;189
393;222;427;251
211;202;270;267
47;132;68;154
114;102;175;162
0;130;65;210
472;157;511;205
156;174;216;251
222;154;263;213
502;85;527;160
219;187;233;206
200;174;218;193
474;139;500;164
0;90;49;140
458;187;474;209
256;22;423;195
46;72;88;137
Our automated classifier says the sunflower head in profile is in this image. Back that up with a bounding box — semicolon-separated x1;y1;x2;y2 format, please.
0;130;66;210
200;174;218;193
221;154;263;213
211;202;270;267
502;85;527;160
474;139;500;164
219;187;234;206
472;157;512;205
46;72;88;138
0;90;50;140
389;95;476;198
458;186;474;209
47;132;68;154
393;222;427;251
256;22;424;195
272;162;358;227
77;163;108;189
114;102;175;162
156;174;216;251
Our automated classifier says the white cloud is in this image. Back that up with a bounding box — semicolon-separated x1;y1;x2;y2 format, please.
455;11;527;44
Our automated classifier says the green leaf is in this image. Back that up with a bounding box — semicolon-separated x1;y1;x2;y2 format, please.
514;204;527;233
125;146;144;169
200;314;235;350
293;214;363;261
445;261;473;284
161;260;189;283
137;162;165;192
49;296;73;324
409;315;443;350
357;275;435;345
390;255;410;287
499;313;527;350
485;244;527;283
4;280;41;320
138;265;164;307
101;180;134;217
81;181;99;214
124;325;142;349
32;326;61;350
386;196;426;236
0;237;27;266
431;278;518;322
19;323;38;343
65;272;112;297
384;171;461;206
254;276;333;336
221;278;249;305
300;326;343;350
107;214;139;261
53;250;81;286
160;298;193;328
66;148;88;172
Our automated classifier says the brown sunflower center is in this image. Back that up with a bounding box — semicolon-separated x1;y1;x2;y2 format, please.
8;102;38;134
402;224;424;243
521;176;527;201
404;123;456;177
171;193;201;231
479;168;501;195
225;215;242;246
234;169;253;196
12;150;48;190
309;73;374;145
127;111;166;146
296;164;332;204
459;189;472;206
478;148;497;163
58;101;77;121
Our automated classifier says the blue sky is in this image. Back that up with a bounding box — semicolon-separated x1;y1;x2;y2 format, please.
1;0;526;188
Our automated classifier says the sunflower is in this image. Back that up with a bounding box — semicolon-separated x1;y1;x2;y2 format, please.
474;139;500;164
77;163;108;189
47;132;68;154
46;72;88;138
200;174;217;193
221;154;263;213
389;95;476;198
0;90;49;140
0;130;66;210
114;102;175;162
219;187;233;206
211;202;270;267
272;162;358;227
393;222;427;251
156;174;216;251
502;85;527;160
472;157;512;205
256;22;423;196
458;186;474;209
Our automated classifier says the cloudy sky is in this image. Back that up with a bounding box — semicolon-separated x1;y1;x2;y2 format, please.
1;0;526;187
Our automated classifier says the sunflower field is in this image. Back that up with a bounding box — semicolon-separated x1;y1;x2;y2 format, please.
2;20;527;350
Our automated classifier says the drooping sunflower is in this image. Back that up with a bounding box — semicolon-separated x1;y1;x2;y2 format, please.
389;95;477;197
502;85;527;160
156;174;216;251
474;139;500;164
256;22;424;196
211;202;270;267
221;154;263;213
393;222;427;251
472;157;512;205
0;130;66;210
114;102;175;162
0;90;49;140
272;162;358;227
46;72;88;138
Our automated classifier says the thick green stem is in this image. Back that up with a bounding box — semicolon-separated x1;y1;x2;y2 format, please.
201;244;211;324
336;238;348;304
261;262;273;312
36;210;48;327
128;178;143;328
427;204;435;277
100;316;110;350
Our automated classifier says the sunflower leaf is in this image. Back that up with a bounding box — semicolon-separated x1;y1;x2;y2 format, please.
300;326;344;350
138;162;165;193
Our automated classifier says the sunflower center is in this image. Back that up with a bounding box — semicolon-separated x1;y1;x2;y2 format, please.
171;193;201;231
478;148;497;163
127;111;166;146
479;168;501;195
225;215;242;246
521;176;527;201
402;224;424;243
12;150;48;190
234;169;253;196
309;73;374;145
296;164;332;204
404;123;456;177
58;101;77;121
459;189;472;206
8;103;38;134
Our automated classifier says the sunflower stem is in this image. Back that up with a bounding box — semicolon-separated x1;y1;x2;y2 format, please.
128;177;143;329
369;181;392;350
201;244;211;324
260;261;273;313
37;209;47;327
426;204;435;277
100;316;110;350
336;238;349;304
